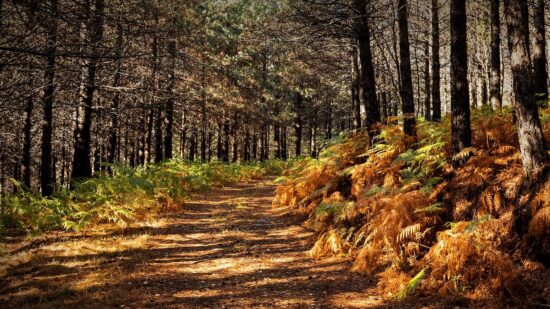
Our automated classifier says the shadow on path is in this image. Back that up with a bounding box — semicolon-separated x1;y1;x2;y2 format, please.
0;179;431;308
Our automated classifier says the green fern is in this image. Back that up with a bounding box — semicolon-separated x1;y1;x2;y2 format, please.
396;268;427;299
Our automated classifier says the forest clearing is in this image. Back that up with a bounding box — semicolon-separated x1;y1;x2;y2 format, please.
1;0;550;308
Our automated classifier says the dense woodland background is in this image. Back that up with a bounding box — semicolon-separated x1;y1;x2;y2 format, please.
1;0;550;306
0;0;548;196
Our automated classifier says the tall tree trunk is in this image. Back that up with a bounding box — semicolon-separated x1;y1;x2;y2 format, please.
216;122;222;160
281;125;288;160
164;39;176;160
23;93;33;189
424;40;431;120
108;19;123;163
354;0;380;131
180;110;187;158
532;0;548;105
145;109;153;164
207;131;213;162
431;0;441;121
325;103;332;140
274;124;281;159
397;0;416;137
450;0;471;155
71;0;104;180
252;128;258;160
351;44;362;129
244;130;250;161
41;0;58;195
152;11;163;164
504;0;549;179
479;64;488;106
154;105;163;163
223;121;230;162
310;109;318;158
60;121;67;188
489;0;502;110
295;92;303;157
189;127;196;161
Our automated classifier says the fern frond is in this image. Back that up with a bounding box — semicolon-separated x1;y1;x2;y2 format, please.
397;223;421;244
396;268;426;299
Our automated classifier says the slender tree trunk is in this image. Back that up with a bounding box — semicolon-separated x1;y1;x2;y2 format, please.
200;85;207;162
23;93;33;189
71;0;104;180
252;128;258;160
108;19;123;163
532;0;548;105
264;125;270;160
145;109;153;164
274;123;281;159
232;115;240;162
295;92;303;157
223;122;230;162
480;64;488;106
424;40;431;120
397;0;416;137
244;130;250;161
154;105;163;163
180;110;187;158
60;121;67;188
164;39;176;160
450;0;471;155
351;44;362;129
282;125;288;160
189;128;196;161
490;0;502;110
381;91;388;121
325;103;332;140
354;0;380;131
207;131;212;162
504;0;549;179
217;122;223;160
431;0;441;121
41;0;58;195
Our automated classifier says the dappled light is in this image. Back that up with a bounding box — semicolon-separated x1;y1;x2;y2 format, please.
1;0;550;307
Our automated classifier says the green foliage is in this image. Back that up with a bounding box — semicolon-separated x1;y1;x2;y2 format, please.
364;185;398;198
314;201;356;223
396;268;427;299
414;202;443;215
0;160;284;236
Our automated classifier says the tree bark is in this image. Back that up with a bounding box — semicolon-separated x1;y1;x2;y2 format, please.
108;19;123;163
41;0;58;195
450;0;471;155
164;39;176;160
71;0;104;180
431;0;441;121
397;0;416;137
23;92;33;189
504;0;549;179
351;43;362;129
424;40;431;121
489;0;502;110
295;91;303;157
353;0;380;131
532;0;548;105
154;105;163;163
145;109;153;164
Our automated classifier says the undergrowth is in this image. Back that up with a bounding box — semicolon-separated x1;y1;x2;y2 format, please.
274;106;550;306
0;160;285;236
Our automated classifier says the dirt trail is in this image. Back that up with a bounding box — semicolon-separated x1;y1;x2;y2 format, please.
0;179;421;308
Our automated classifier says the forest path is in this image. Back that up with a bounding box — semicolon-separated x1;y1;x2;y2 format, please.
0;179;419;308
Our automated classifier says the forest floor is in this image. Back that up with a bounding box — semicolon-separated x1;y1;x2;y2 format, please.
0;179;438;308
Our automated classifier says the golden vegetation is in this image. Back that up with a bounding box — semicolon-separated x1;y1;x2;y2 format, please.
273;107;550;306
